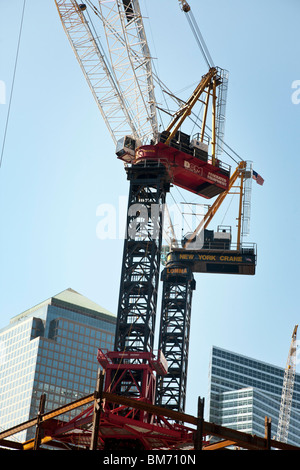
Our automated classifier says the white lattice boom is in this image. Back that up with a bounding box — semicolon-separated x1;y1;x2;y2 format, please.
55;0;157;145
98;0;158;143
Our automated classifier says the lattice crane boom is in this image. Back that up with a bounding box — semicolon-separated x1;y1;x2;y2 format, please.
276;325;298;443
55;1;230;165
98;0;158;143
54;0;135;144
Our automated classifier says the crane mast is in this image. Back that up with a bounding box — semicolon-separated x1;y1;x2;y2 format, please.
55;0;259;448
276;325;298;443
155;160;256;412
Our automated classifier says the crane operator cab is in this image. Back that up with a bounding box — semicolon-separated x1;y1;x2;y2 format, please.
116;136;138;163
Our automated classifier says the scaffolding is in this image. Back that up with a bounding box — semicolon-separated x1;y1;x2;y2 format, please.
0;370;299;451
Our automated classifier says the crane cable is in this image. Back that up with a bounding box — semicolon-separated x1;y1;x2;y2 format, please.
81;2;243;168
178;0;214;70
178;3;244;165
185;9;214;69
0;0;27;169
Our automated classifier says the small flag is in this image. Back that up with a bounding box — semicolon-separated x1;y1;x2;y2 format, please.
252;170;264;186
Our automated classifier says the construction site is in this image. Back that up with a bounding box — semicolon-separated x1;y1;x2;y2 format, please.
0;0;299;453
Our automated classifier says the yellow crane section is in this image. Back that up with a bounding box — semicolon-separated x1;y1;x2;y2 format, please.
184;160;248;249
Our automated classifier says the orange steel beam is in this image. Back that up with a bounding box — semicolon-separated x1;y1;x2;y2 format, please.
0;392;299;451
204;439;236;450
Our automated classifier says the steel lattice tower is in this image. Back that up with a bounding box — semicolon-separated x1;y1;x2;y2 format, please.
114;162;170;355
156;264;196;412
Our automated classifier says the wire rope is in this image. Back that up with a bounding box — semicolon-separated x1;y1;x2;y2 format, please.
185;11;213;69
0;0;26;169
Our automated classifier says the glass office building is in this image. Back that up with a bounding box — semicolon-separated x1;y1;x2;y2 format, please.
208;346;300;446
0;288;116;442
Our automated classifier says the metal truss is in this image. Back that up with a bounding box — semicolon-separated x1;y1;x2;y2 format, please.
156;265;195;413
55;0;140;144
1;386;299;450
114;162;170;354
98;0;158;143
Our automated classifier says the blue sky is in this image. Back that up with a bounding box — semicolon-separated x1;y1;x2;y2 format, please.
0;0;299;417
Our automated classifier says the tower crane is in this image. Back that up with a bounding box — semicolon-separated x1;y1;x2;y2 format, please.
54;0;260;447
156;160;257;412
276;325;298;443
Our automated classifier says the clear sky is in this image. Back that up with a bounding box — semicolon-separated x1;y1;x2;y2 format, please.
0;0;299;418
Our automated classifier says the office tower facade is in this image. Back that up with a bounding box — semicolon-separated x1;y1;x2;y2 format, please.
208;346;300;446
0;289;116;442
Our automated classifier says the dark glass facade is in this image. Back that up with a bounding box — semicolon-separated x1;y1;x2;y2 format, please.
0;289;116;441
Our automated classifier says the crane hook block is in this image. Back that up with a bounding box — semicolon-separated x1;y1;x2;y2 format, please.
179;0;191;13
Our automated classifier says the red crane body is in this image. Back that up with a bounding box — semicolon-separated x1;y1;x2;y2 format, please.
135;143;230;198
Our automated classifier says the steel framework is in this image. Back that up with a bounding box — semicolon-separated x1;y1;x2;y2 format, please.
0;384;299;451
98;0;158;143
55;0;158;145
156;265;195;412
154;161;257;412
115;162;170;354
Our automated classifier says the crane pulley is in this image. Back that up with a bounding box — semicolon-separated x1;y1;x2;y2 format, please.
178;0;191;13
